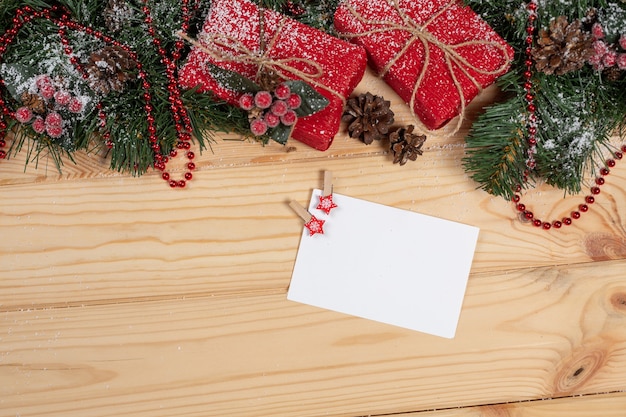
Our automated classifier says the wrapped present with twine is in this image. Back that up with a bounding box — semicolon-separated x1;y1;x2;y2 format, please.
178;0;367;151
334;0;514;131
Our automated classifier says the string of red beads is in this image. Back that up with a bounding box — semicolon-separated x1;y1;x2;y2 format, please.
513;147;625;230
141;0;198;188
513;0;625;230
523;0;538;171
0;3;200;188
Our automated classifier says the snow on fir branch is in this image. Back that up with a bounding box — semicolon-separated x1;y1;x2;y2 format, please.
0;0;338;177
463;0;626;199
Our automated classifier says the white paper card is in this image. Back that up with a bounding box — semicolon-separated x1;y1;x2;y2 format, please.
288;189;479;338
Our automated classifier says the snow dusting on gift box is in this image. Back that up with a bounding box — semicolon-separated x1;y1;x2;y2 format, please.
179;0;367;151
334;0;514;131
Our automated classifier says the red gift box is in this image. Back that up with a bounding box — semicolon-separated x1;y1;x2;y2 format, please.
334;0;514;130
178;0;367;151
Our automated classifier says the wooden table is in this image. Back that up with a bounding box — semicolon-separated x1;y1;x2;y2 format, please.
2;70;625;416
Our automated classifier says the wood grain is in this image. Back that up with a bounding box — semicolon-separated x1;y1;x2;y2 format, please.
2;67;625;416
2;260;626;417
403;392;626;416
2;148;626;310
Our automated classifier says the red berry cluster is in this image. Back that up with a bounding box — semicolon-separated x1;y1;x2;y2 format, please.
14;74;85;139
238;83;302;136
0;2;200;188
589;24;626;71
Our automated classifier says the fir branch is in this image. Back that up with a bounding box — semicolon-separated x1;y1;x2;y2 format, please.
463;93;529;200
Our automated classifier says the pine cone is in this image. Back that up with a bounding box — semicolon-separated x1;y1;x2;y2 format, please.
342;93;394;144
85;45;137;95
388;125;426;166
103;0;133;33
20;92;46;114
256;67;283;92
603;66;624;82
532;16;594;75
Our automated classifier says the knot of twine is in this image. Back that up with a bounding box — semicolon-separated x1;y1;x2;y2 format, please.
338;0;511;134
178;16;343;103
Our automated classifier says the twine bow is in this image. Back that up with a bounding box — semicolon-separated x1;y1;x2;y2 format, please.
178;15;344;103
338;0;512;134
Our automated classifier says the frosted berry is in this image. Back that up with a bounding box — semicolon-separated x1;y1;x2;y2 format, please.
54;90;72;106
274;83;291;100
617;53;626;70
250;118;268;136
280;110;297;126
46;124;63;138
264;111;280;128
602;51;617;67
238;93;255;110
35;75;52;89
45;112;63;126
15;106;33;123
68;97;84;113
591;23;605;39
32;117;46;134
254;91;273;109
592;40;609;57
39;83;55;100
286;93;301;109
270;100;288;117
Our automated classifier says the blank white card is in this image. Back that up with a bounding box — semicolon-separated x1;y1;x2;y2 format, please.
288;189;479;338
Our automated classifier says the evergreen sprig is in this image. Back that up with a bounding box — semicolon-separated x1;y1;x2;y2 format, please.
463;0;626;199
0;0;342;176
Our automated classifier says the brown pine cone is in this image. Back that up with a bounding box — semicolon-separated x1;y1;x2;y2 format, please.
256;67;283;92
20;92;46;114
532;16;594;75
103;0;134;33
388;125;426;166
342;92;394;144
85;45;137;95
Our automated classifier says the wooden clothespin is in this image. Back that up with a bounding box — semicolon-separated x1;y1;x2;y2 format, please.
316;170;338;215
289;200;325;236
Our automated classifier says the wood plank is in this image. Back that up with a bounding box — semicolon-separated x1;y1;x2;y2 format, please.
2;147;626;310
403;392;626;416
2;260;626;417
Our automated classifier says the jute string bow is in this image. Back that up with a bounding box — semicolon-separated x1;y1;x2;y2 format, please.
338;0;512;134
178;14;344;103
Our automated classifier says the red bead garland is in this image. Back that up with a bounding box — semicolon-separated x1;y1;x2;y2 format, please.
513;146;626;230
141;0;198;188
511;0;625;230
0;3;201;188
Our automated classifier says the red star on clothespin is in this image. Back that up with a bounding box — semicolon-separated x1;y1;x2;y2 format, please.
316;194;337;215
316;170;337;215
289;200;325;236
304;215;325;236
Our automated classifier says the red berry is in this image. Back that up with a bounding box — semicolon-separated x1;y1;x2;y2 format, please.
46;124;63;138
280;110;297;126
591;23;605;39
270;100;288;116
250;118;268;136
45;112;63;127
286;93;301;109
274;83;291;100
264;111;280;128
15;106;33;123
238;93;254;110
39;83;55;100
254;91;273;109
54;90;72;106
68;97;83;113
35;74;52;89
32;117;46;133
